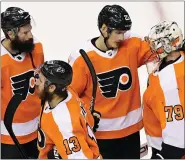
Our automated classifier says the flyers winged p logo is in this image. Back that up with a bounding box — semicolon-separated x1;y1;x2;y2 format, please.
97;67;132;98
10;70;36;100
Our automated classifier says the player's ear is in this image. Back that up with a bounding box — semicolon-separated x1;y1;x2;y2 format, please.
7;30;16;40
100;24;108;37
48;84;56;93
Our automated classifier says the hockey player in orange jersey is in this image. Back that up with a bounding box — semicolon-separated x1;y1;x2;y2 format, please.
35;60;101;159
68;4;154;159
143;21;185;159
1;7;44;158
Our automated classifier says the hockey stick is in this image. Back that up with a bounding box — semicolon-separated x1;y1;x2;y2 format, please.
79;49;97;113
4;94;29;159
79;49;101;132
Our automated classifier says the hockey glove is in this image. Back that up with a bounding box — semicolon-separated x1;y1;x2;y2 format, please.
92;110;101;132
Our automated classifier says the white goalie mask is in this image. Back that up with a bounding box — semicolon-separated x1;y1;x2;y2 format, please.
148;21;183;60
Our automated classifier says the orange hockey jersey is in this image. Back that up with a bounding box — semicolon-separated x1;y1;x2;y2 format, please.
1;37;44;144
38;88;101;159
143;52;184;150
68;33;152;139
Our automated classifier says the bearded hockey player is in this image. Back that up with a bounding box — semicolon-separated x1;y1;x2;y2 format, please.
1;7;44;158
35;60;101;159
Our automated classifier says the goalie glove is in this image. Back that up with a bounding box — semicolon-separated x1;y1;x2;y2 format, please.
92;110;101;132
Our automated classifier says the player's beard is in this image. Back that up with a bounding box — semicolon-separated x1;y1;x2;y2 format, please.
11;36;34;53
35;86;45;100
39;90;54;102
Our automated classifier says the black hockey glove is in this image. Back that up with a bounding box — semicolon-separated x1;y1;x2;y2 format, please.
92;110;101;132
47;146;62;159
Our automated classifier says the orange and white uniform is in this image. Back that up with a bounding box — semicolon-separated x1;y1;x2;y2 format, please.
68;33;152;139
1;37;44;144
38;88;101;159
143;52;184;150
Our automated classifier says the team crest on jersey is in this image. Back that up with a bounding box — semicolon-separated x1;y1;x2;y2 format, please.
10;70;36;100
97;67;132;98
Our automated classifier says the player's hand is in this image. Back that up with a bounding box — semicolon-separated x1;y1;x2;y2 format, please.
144;36;149;43
92;110;101;132
47;146;62;159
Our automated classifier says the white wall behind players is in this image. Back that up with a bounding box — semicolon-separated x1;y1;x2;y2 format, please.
1;2;184;61
1;2;184;159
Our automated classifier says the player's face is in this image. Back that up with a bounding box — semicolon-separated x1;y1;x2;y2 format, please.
11;23;34;53
107;30;126;48
35;72;46;99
